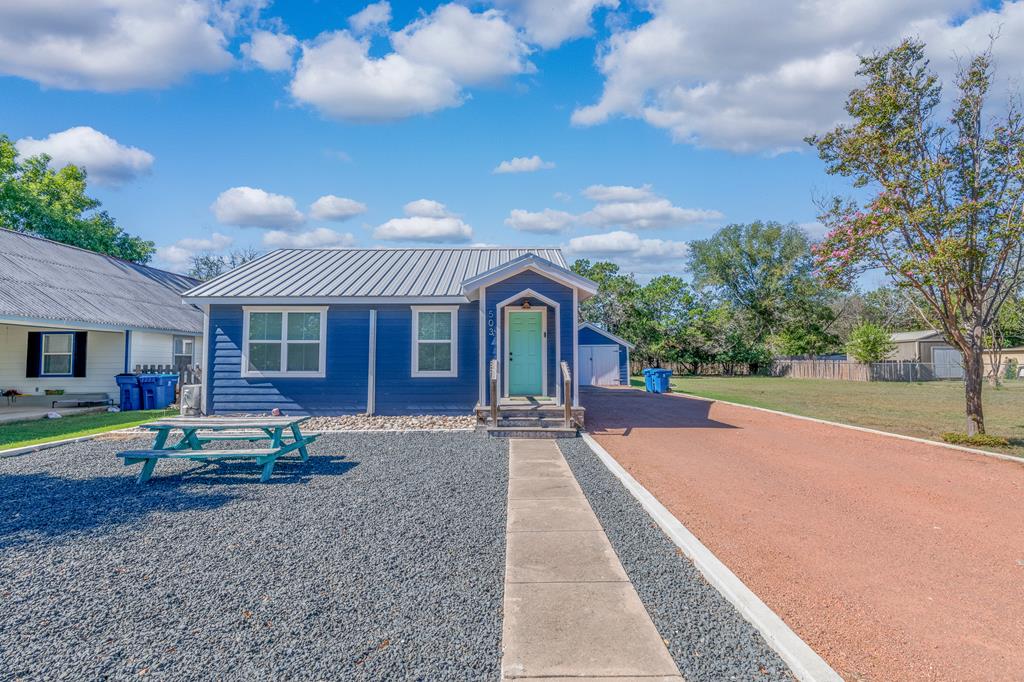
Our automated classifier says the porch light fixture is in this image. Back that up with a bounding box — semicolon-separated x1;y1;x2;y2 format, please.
521;301;531;309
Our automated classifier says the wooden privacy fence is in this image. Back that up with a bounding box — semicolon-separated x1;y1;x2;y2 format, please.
771;360;946;382
133;364;203;389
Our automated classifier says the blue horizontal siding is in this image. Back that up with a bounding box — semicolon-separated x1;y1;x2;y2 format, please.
373;303;478;415
207;303;479;416
208;306;369;415
483;271;575;404
578;326;629;384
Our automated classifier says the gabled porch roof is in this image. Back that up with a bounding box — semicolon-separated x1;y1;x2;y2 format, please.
461;253;598;300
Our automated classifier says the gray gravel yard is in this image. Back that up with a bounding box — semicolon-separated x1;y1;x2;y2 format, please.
1;432;508;681
557;438;793;682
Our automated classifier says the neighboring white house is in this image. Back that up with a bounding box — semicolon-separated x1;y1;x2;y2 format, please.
0;229;204;402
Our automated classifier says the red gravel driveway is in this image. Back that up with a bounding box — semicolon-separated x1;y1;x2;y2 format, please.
582;386;1024;682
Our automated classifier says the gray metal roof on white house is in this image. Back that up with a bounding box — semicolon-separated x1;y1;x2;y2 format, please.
0;229;203;334
183;247;569;300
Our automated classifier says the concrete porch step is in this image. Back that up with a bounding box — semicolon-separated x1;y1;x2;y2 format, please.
486;426;578;439
498;417;574;428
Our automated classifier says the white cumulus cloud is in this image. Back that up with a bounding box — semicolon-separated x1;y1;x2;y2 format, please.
156;232;233;271
403;199;450;218
350;1;392;34
291;3;531;121
309;195;367;221
580;184;721;229
374;200;473;242
16;126;154;186
505;209;575;233
582;184;653;202
571;0;1024;153
493;155;555;174
492;0;618;49
0;0;244;90
290;30;460;120
263;227;356;248
211;187;305;229
392;5;531;86
242;30;299;72
564;230;690;274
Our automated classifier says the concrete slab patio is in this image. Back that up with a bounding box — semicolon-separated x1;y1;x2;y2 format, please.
501;439;681;680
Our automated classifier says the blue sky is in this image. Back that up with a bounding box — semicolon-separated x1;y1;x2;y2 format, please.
3;1;1021;278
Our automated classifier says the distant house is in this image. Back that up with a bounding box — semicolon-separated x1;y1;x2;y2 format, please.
0;229;204;401
182;248;598;416
889;329;962;378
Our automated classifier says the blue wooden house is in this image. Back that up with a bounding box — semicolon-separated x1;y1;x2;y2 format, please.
182;248;598;429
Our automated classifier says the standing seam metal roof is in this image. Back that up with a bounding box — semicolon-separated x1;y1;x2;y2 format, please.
183;248;568;298
0;229;204;333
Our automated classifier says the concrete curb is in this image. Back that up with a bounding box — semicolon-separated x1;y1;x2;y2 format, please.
663;391;1023;465
0;430;134;459
580;431;843;682
0;427;480;459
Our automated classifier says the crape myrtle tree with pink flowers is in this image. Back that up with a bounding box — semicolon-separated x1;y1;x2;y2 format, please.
808;39;1024;436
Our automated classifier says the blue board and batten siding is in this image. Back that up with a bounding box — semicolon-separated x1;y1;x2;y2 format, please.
206;303;478;415
578;326;630;385
483;270;576;404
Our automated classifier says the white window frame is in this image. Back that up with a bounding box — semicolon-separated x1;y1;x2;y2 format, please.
173;335;195;367
41;332;75;377
241;306;327;379
411;305;459;378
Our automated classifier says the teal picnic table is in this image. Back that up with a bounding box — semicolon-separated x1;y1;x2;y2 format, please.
118;416;320;484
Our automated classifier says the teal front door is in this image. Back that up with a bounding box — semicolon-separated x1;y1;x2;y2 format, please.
508;311;543;396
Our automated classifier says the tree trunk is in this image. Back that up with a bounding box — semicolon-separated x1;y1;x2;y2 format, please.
963;332;986;435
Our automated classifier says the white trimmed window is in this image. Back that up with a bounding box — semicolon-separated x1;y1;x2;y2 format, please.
411;305;458;377
242;307;327;378
41;333;74;376
173;335;195;369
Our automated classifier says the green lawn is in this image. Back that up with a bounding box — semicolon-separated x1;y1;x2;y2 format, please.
0;409;175;452
631;375;1024;458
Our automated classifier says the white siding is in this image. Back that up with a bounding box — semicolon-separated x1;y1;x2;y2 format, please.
0;323;125;397
130;330;173;368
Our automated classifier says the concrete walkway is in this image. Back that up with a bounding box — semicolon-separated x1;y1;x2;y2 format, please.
501;439;681;681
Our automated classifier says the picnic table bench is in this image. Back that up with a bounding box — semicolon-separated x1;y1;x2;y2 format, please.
118;416;319;484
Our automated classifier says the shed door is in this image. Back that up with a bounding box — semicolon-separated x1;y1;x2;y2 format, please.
932;348;964;379
580;345;620;386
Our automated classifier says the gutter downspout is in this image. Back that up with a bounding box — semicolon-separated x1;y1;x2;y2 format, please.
367;309;377;415
201;304;210;416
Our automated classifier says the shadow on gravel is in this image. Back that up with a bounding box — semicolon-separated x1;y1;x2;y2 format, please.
0;472;235;549
0;455;359;548
169;455;359;486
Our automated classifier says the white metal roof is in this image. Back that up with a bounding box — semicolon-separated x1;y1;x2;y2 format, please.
890;330;944;343
578;322;635;349
183;247;574;301
0;229;203;334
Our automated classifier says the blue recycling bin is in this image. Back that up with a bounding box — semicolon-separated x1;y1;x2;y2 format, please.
642;368;672;393
654;369;672;393
137;374;160;410
156;374;179;407
116;374;140;411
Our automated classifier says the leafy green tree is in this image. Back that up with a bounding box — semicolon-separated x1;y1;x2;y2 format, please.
622;275;694;367
809;39;1024;434
688;221;815;339
571;259;639;332
845;321;897;363
0;134;154;263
